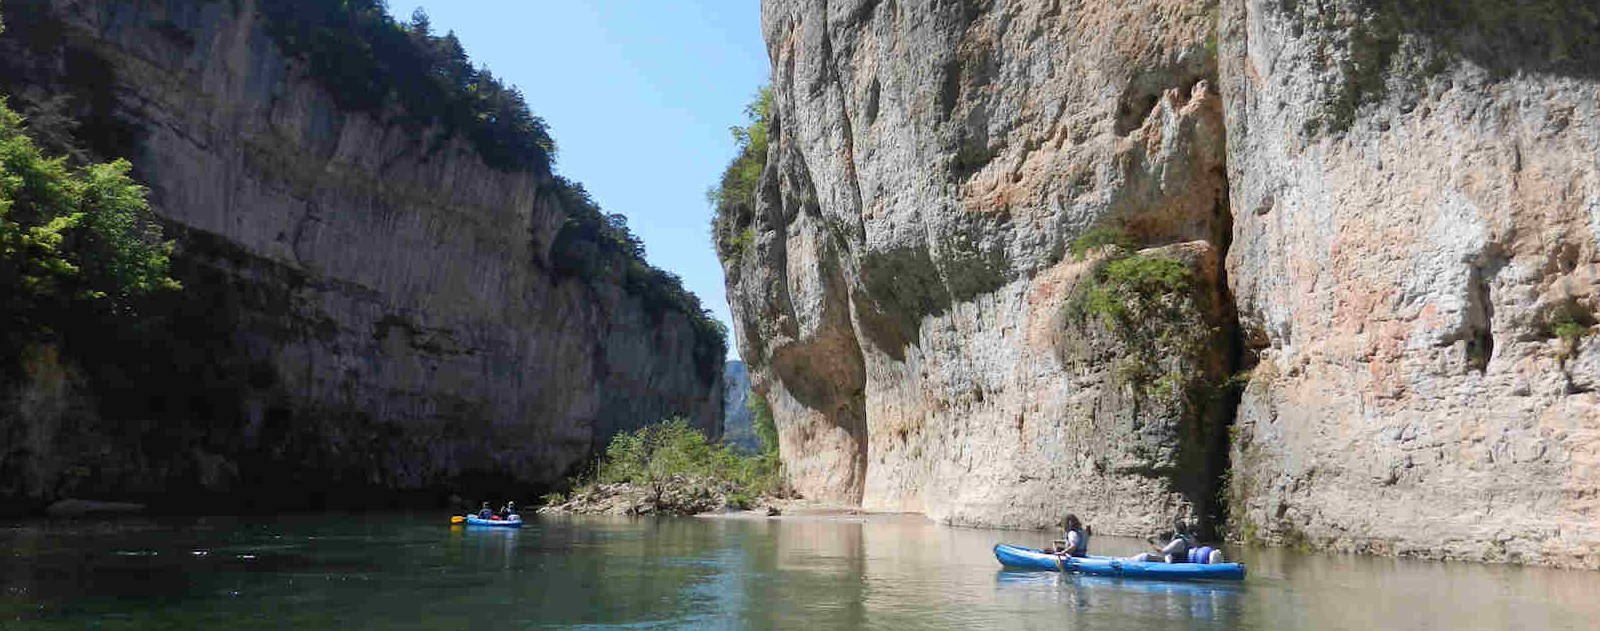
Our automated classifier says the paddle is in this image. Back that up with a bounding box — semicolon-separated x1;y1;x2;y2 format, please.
450;515;465;524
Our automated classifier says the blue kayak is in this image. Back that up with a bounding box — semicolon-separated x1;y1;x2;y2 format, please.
993;544;1245;581
465;515;523;528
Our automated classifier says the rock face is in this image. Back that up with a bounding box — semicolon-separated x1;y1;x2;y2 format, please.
0;0;721;511
728;0;1600;565
1219;0;1600;566
726;0;1235;535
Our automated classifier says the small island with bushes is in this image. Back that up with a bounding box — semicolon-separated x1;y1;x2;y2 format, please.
541;397;786;516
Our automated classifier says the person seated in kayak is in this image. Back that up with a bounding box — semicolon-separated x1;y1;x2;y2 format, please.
1048;514;1091;557
498;501;517;518
477;502;494;519
1131;517;1197;563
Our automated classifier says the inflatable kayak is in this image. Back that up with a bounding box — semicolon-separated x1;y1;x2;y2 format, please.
993;544;1245;581
464;515;523;528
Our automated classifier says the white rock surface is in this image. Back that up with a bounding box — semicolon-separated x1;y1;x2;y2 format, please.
1219;0;1600;567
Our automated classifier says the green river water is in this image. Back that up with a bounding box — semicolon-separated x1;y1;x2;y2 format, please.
2;512;1596;629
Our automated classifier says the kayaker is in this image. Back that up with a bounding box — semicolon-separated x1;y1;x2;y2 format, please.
1131;516;1197;563
477;502;494;519
1050;514;1091;557
498;501;517;518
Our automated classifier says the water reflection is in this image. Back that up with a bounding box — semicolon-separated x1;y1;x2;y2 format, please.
3;513;1599;629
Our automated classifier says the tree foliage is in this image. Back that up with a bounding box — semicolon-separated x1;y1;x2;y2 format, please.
589;418;779;508
709;86;772;262
0;97;178;347
1069;224;1137;261
259;1;555;173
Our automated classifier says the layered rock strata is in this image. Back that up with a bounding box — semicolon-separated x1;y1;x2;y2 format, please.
0;0;721;510
729;0;1600;566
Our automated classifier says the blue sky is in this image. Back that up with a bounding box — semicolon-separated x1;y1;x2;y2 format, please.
407;1;768;359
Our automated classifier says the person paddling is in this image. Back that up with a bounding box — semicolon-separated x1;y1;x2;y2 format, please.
477;502;494;519
1129;516;1225;563
1050;514;1091;557
1132;516;1196;563
499;501;517;519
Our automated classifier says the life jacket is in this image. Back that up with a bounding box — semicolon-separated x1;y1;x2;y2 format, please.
1186;545;1217;564
1064;528;1090;557
1164;533;1195;562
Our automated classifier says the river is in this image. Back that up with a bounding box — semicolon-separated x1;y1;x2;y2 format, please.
2;512;1595;629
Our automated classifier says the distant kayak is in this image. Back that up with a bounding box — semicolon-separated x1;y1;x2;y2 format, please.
462;515;523;528
993;544;1245;581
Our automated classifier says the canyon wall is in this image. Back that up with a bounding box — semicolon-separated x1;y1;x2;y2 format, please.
727;0;1598;566
1220;0;1599;565
0;0;722;511
727;0;1237;534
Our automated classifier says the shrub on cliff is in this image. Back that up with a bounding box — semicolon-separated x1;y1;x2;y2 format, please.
0;96;179;349
1076;255;1193;324
709;86;772;263
1069;225;1136;261
1063;237;1216;404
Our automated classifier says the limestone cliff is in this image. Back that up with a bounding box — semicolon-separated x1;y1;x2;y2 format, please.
0;0;722;512
726;0;1599;566
1220;0;1599;566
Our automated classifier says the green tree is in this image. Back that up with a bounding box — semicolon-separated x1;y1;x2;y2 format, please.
580;418;780;509
709;86;772;261
0;97;178;345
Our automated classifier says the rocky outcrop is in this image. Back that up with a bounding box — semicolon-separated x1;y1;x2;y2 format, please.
729;0;1599;566
0;0;721;512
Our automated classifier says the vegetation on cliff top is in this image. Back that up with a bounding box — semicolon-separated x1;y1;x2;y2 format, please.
260;1;554;173
0;96;179;352
710;86;772;264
